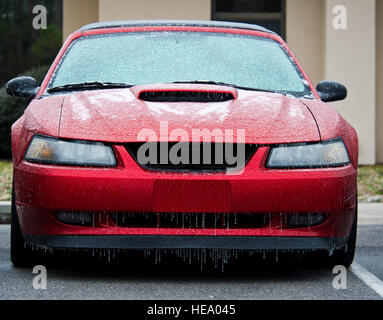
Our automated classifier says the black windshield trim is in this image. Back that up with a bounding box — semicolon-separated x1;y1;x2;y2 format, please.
79;20;276;34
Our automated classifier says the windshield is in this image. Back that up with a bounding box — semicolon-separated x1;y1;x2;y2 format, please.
48;31;312;97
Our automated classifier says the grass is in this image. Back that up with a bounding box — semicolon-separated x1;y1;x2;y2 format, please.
0;161;382;203
357;165;383;203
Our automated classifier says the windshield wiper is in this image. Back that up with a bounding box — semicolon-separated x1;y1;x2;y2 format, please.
47;81;134;93
170;80;285;95
47;80;286;95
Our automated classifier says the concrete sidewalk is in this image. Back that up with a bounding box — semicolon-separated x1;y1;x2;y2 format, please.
358;203;383;225
0;201;382;224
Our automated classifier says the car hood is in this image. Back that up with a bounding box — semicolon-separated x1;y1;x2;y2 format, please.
57;84;321;144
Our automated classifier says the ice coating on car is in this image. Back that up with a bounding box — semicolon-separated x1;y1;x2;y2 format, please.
56;88;320;144
49;31;311;98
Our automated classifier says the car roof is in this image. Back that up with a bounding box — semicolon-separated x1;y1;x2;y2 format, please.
79;20;276;35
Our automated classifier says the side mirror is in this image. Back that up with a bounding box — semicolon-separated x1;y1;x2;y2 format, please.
316;81;347;103
5;76;39;99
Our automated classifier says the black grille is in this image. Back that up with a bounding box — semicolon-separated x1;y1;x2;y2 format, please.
112;212;271;229
138;91;235;102
125;142;257;172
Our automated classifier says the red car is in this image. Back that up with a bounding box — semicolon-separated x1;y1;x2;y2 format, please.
6;20;358;268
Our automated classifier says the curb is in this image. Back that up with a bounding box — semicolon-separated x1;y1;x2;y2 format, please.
358;203;383;225
0;201;11;224
0;201;11;214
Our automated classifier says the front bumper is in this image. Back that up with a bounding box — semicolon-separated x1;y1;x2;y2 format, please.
14;146;357;247
25;234;347;250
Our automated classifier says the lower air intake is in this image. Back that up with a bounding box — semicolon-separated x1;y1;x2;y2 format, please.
112;212;271;229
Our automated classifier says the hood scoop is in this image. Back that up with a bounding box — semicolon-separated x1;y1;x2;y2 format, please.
132;84;238;103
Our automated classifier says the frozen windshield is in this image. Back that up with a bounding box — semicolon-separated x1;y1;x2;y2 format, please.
49;31;312;97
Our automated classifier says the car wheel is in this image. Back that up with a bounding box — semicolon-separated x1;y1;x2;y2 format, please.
325;202;358;268
10;185;37;268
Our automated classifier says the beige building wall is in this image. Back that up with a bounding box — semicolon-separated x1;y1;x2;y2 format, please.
63;0;99;40
377;0;383;163
324;0;376;165
98;0;211;21
285;0;324;86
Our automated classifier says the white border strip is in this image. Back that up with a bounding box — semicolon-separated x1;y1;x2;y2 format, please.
351;262;383;298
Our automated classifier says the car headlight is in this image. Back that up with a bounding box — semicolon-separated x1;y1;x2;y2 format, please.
267;139;350;169
24;135;116;167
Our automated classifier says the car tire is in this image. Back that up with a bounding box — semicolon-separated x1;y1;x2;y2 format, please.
10;185;37;268
325;202;358;268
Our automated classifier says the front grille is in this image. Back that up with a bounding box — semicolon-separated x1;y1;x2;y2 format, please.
138;91;235;102
125;142;257;172
112;212;271;229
